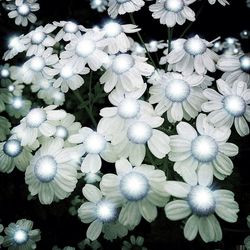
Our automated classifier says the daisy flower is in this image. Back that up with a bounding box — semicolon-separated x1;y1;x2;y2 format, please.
107;0;145;19
164;178;239;242
4;0;40;27
202;79;250;136
166;35;219;75
217;53;250;85
148;72;206;122
78;238;102;250
100;159;170;228
149;0;195;28
122;235;147;250
146;40;167;53
78;184;128;241
100;53;154;93
208;0;229;6
68;127;118;173
12;105;66;147
6;96;31;119
53;21;87;42
169;114;238;185
0;64;12;86
25;138;78;204
3;219;41;249
102;21;140;54
60;31;108;72
0;116;11;141
90;0;108;12
21;48;59;84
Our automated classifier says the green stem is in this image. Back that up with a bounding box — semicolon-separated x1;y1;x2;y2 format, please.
129;13;157;69
88;71;93;113
73;89;97;127
165;27;173;71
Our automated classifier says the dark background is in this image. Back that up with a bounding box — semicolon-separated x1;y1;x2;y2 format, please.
0;0;250;249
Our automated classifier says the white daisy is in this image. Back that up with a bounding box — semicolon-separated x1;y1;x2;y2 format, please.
169;114;238;185
90;0;108;12
78;238;102;250
100;159;170;228
100;53;154;93
3;219;41;249
60;30;108;72
37;86;65;106
122;235;147;250
208;0;229;6
53;21;87;42
12;105;66;147
166;35;219;75
78;184;128;241
148;72;206;122
4;0;40;27
6;96;31;119
0;64;12;86
102;21;140;54
217;53;250;85
146;40;167;53
164;178;239;242
149;0;195;28
202;79;250;136
107;0;145;19
0;116;11;141
68;127;118;173
25;138;78;204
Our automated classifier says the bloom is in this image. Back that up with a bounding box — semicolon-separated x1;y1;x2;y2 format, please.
149;0;195;28
202;79;250;136
3;219;41;249
122;235;147;250
208;0;229;6
100;159;169;228
25;138;78;204
164;178;239;242
169;114;238;185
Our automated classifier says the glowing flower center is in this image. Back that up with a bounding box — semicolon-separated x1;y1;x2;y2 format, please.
104;22;122;37
12;97;23;109
34;155;57;183
120;172;149;201
149;41;158;50
239;55;250;73
64;22;78;33
60;65;74;79
165;79;190;102
84;132;107;154
13;229;28;245
53;91;64;101
17;4;30;16
39;80;51;89
84;172;100;183
188;186;216;216
31;31;46;44
127;122;153;144
191;135;218;162
8;85;15;92
26;108;47;128
96;200;116;222
224;95;246;117
1;68;10;78
3;139;23;157
76;39;96;58
29;57;45;72
118;98;140;119
93;0;102;6
184;37;207;55
112;54;135;74
9;37;20;49
55;126;69;140
117;0;129;3
164;0;184;12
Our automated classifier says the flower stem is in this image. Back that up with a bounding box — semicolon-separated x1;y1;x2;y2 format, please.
165;27;173;71
129;13;157;69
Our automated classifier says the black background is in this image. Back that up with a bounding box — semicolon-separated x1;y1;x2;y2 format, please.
0;0;250;249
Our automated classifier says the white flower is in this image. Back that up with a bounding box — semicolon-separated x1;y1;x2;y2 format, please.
146;40;167;53
169;114;238;185
149;0;195;28
148;72;206;122
166;35;219;75
217;53;250;85
25;138;78;204
53;21;87;42
0;64;12;86
122;235;147;250
100;53;154;93
102;21;140;54
0;116;11;141
69;127;117;173
5;0;40;27
202;79;250;136
164;178;239;242
100;159;169;228
78;184;128;241
90;0;108;12
108;0;145;19
12;105;66;147
208;0;229;6
3;219;41;249
21;48;59;84
60;31;108;71
6;96;31;119
78;238;102;250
